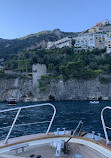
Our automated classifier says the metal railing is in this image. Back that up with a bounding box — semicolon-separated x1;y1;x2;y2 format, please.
0;103;56;144
101;106;111;144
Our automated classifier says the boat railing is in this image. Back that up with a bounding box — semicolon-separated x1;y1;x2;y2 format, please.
101;106;111;144
0;103;56;144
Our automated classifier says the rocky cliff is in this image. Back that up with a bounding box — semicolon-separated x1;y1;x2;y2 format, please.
0;76;111;102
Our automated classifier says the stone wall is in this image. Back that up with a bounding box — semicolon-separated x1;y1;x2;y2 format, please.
0;76;111;102
39;78;111;101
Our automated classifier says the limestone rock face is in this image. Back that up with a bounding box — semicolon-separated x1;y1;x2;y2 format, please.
0;77;111;102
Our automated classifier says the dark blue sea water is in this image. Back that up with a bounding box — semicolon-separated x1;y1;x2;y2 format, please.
0;101;111;141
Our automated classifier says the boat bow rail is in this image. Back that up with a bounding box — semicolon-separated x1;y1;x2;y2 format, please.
0;103;56;144
101;106;111;144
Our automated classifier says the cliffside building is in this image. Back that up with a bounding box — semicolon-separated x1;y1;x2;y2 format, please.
74;34;95;50
47;20;111;53
89;19;111;34
47;37;72;49
89;22;103;33
74;33;106;50
102;19;111;25
105;33;111;53
106;39;111;53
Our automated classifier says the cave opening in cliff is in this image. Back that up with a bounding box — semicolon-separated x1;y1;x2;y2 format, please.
49;95;55;102
98;96;102;101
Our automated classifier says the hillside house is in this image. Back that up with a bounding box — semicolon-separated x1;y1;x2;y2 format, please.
74;33;106;50
106;40;111;53
102;19;111;25
105;33;111;53
89;20;111;34
74;34;95;50
47;37;72;49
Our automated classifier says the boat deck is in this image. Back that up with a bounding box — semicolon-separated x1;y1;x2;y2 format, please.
0;132;71;149
0;142;108;158
1;143;79;158
0;132;111;158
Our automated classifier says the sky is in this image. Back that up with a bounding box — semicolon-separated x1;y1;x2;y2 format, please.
0;0;111;39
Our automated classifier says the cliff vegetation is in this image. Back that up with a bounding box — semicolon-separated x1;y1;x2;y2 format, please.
2;46;111;91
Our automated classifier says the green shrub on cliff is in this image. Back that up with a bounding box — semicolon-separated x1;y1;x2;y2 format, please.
0;70;4;74
59;61;101;80
39;74;62;91
39;75;54;91
18;59;31;72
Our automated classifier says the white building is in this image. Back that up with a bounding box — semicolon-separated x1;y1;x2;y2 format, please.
74;34;95;49
105;33;111;53
106;39;111;54
47;37;72;49
74;33;106;50
102;19;111;25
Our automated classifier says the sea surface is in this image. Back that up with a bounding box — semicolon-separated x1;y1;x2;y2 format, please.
0;101;111;141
